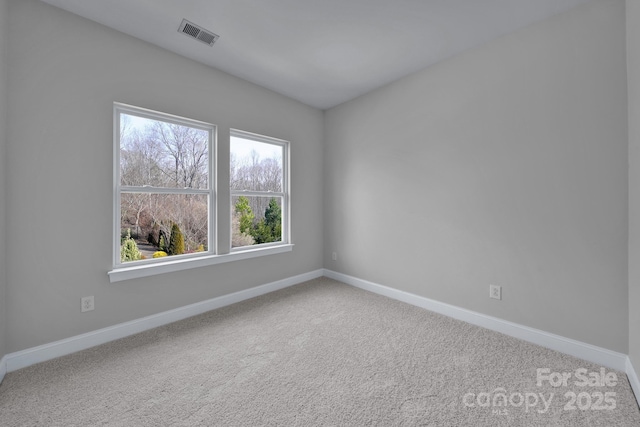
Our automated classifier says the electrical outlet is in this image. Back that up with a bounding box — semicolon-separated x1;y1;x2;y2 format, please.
489;285;501;300
81;296;94;312
332;252;338;261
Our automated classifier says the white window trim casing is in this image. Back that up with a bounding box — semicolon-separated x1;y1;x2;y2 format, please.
230;128;291;252
109;104;293;283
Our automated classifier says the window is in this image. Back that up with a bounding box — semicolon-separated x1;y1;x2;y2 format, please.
113;103;215;267
110;104;293;282
230;129;289;249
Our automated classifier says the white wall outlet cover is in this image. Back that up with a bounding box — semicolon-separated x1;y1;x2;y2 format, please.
81;296;95;312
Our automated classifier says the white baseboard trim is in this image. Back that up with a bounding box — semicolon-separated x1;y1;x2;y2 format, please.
4;269;324;373
627;357;640;407
323;269;628;372
0;355;6;385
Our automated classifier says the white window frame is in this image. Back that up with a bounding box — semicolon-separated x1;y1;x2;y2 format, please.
108;105;293;283
111;103;216;271
230;129;291;251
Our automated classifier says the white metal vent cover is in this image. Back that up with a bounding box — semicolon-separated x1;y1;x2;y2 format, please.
178;19;219;46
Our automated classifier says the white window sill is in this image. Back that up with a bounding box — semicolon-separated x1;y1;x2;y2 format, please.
108;244;294;283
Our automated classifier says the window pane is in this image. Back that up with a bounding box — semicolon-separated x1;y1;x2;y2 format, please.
120;114;209;189
230;136;283;192
232;195;283;248
120;193;208;262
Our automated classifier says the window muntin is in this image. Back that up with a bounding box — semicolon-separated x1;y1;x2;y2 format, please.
230;130;289;249
114;104;215;267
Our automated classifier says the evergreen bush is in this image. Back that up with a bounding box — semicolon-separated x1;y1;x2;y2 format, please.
168;223;185;255
264;198;282;241
235;196;254;234
120;229;142;262
158;230;168;253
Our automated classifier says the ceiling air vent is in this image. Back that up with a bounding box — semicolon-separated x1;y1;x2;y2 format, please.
178;19;219;47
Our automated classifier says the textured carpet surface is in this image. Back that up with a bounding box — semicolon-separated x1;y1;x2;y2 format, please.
0;277;639;426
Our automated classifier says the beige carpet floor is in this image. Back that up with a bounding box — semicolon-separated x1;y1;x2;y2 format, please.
0;277;639;426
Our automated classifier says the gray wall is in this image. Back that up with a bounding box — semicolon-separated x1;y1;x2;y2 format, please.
5;0;323;353
324;0;629;352
628;0;640;372
0;0;8;360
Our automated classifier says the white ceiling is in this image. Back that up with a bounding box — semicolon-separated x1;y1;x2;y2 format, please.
39;0;592;110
